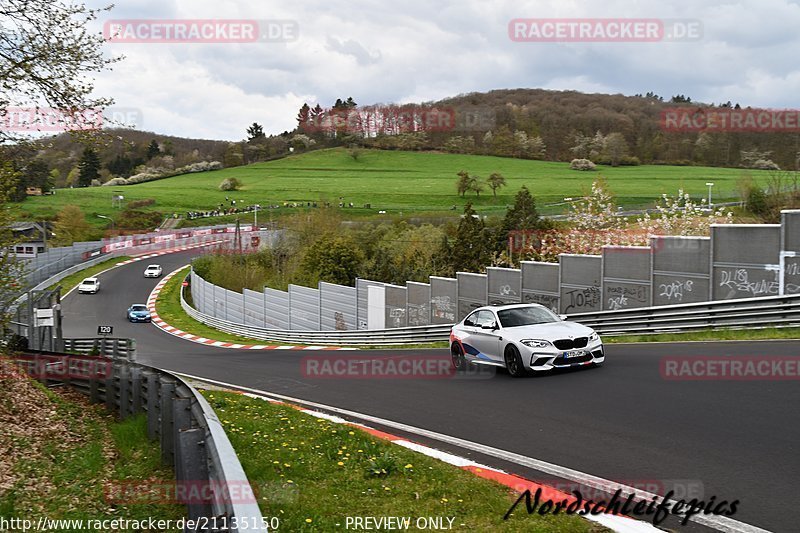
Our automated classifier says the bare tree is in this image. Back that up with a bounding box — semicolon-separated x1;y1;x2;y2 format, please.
1;0;117;144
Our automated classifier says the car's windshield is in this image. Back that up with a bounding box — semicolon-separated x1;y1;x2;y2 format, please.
82;279;96;285
497;306;559;327
131;305;147;311
147;265;158;269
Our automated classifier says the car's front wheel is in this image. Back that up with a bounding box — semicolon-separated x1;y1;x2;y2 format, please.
451;343;467;371
504;345;527;378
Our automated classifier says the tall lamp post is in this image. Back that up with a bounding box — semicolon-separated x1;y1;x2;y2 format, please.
705;182;714;208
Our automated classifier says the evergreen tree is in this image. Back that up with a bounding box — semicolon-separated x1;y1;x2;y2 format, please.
450;203;491;273
247;122;266;142
146;139;160;160
496;186;546;253
77;147;100;187
26;159;51;192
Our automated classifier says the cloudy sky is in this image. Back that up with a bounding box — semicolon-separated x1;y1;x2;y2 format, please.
87;0;800;141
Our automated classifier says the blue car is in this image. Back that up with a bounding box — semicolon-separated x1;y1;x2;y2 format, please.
127;304;151;322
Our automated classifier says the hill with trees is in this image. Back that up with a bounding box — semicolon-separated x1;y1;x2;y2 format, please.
291;88;799;170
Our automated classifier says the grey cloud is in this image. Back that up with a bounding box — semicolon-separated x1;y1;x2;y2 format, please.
325;36;382;65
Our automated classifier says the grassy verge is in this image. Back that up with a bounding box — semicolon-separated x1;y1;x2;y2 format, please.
201;390;602;532
0;375;183;528
48;256;132;294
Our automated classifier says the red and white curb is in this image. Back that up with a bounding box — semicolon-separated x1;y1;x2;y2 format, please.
185;378;660;533
147;267;358;351
115;240;225;266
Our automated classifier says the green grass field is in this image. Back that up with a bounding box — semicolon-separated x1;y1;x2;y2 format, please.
15;148;760;227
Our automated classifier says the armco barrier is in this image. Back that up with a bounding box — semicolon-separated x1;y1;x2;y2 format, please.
63;337;136;358
182;276;800;344
568;292;800;335
12;348;264;531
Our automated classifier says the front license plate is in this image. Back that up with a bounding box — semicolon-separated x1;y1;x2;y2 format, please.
562;350;585;358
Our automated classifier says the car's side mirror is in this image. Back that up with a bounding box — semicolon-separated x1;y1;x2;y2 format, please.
559;314;568;321
481;322;498;330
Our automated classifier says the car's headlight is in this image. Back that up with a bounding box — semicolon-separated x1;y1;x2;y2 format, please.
589;332;599;341
521;339;552;348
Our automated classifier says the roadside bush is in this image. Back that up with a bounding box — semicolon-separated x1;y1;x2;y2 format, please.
102;177;128;186
596;155;639;166
219;177;242;191
127;198;156;209
117;209;163;230
569;158;596;171
192;252;269;293
746;186;769;217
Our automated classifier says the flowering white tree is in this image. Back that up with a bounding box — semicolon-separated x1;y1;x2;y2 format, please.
524;179;641;261
637;189;733;236
522;180;733;263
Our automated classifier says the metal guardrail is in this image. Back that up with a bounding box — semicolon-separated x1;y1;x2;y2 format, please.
181;279;800;345
567;293;800;335
63;337;137;358
12;347;265;532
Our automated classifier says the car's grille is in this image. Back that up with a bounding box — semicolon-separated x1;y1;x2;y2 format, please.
553;353;593;366
553;337;588;350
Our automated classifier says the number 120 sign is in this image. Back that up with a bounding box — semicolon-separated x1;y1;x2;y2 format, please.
97;325;113;335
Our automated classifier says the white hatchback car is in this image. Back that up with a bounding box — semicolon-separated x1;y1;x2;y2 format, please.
78;277;100;294
450;304;604;377
143;264;163;278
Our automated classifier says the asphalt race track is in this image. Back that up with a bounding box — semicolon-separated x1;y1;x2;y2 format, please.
60;249;799;532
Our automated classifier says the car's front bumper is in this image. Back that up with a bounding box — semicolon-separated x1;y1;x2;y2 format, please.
128;315;151;322
524;342;604;371
144;273;160;277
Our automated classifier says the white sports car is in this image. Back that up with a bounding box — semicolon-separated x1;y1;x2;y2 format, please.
450;304;604;377
78;277;100;294
143;264;163;278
